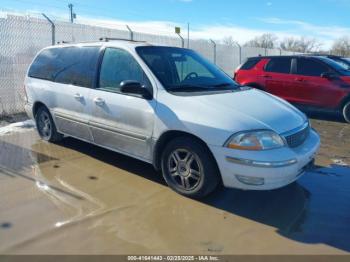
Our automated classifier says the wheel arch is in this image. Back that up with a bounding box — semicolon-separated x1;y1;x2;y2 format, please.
339;93;350;110
152;130;219;173
32;101;49;118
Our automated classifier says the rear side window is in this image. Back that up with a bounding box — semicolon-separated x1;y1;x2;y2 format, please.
240;58;261;70
28;46;100;88
265;57;292;74
296;58;330;77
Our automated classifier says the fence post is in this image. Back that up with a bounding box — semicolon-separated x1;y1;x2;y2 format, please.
234;42;242;64
126;25;133;41
42;13;55;45
176;32;184;48
210;39;217;64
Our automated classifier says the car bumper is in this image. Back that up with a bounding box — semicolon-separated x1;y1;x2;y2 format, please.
209;129;320;190
24;102;34;119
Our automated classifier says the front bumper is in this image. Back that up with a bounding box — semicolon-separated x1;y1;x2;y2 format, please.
210;129;320;190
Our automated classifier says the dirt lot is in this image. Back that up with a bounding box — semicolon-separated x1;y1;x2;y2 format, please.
0;113;349;255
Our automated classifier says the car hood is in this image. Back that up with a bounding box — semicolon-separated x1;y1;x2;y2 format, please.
158;88;307;144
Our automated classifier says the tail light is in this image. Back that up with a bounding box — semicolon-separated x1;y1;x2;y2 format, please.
233;64;243;80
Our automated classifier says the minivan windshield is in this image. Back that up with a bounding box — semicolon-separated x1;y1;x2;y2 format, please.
136;46;240;92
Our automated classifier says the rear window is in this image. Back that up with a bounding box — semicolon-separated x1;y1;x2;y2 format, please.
265;57;292;74
240;58;261;70
28;46;100;88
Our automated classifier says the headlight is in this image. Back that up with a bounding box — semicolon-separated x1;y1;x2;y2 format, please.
225;130;285;150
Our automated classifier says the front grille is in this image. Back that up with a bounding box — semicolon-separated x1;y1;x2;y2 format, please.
283;123;310;148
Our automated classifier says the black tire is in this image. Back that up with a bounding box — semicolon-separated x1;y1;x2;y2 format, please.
161;136;221;198
35;106;63;142
343;101;350;123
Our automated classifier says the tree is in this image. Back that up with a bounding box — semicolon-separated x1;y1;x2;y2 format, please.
244;33;277;49
280;37;322;53
280;37;298;52
331;37;350;56
222;36;236;46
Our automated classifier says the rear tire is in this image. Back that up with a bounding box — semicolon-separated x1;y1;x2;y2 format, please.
343;101;350;123
161;136;221;198
35;106;63;142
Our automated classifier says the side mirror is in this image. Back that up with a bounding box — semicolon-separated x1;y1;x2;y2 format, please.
321;72;338;80
120;80;153;100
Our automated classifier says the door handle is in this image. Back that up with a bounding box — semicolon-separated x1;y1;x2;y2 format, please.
262;75;272;78
74;93;83;100
94;97;105;106
295;78;305;82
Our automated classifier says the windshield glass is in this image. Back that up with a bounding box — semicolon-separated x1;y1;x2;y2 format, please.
136;46;240;92
331;57;350;70
317;57;350;76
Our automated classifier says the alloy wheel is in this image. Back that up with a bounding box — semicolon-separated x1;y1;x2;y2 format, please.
37;111;52;139
167;148;203;191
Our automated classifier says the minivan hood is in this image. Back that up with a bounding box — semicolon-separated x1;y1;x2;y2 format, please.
160;88;307;140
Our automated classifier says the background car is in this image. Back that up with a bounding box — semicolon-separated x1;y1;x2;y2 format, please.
313;55;350;70
234;55;350;123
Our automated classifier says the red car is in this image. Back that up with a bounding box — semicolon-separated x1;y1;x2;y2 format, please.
234;56;350;123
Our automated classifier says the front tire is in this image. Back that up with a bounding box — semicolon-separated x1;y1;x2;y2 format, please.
35;106;63;142
343;101;350;123
161;136;220;198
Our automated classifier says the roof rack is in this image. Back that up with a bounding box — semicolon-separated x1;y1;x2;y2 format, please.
56;40;72;44
99;37;146;43
56;40;101;44
55;37;147;45
303;53;341;58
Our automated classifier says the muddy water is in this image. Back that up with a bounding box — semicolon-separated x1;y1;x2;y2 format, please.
0;117;349;254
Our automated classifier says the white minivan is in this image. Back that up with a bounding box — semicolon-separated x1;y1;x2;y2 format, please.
24;39;320;198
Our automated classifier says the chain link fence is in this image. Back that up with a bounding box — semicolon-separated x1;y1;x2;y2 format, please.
0;13;296;117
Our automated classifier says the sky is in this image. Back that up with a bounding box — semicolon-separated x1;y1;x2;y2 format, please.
1;0;350;49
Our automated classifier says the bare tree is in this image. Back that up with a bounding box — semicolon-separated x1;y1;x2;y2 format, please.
280;37;298;51
280;37;322;53
222;36;236;46
244;33;277;49
331;37;350;56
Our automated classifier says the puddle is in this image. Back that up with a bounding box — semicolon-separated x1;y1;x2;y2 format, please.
0;118;349;254
0;120;35;136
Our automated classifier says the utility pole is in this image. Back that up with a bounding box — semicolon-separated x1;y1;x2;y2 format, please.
68;3;76;23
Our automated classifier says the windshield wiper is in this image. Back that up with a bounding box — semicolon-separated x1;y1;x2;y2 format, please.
167;84;212;91
167;83;238;92
213;83;232;87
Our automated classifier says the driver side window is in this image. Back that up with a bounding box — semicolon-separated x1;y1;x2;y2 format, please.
99;48;151;92
173;54;215;82
296;58;331;77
